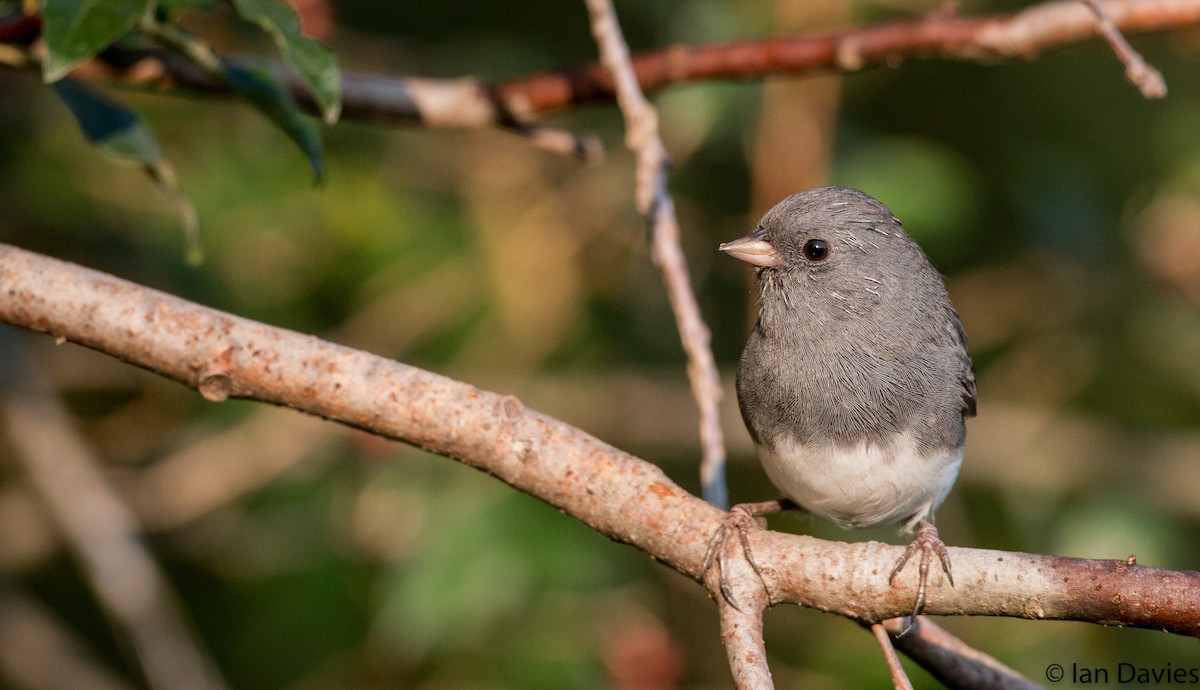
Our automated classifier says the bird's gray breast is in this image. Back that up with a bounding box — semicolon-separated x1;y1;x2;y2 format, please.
736;307;967;458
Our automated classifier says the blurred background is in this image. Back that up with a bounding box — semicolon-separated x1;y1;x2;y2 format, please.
2;0;1200;687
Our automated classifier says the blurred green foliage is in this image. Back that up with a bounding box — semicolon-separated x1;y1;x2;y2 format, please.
2;1;1200;688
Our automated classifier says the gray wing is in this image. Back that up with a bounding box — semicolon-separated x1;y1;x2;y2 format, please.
947;306;977;418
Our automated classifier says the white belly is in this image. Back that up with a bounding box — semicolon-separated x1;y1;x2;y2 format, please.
758;430;962;531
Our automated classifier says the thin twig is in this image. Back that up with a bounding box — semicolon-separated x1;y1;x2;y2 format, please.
1082;0;1168;97
0;328;229;690
871;622;915;690
583;0;728;508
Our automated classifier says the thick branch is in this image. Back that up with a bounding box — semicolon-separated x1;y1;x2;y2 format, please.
1;243;1199;637
17;0;1197;130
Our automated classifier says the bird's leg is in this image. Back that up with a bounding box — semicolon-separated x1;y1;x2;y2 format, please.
888;519;953;624
703;499;796;610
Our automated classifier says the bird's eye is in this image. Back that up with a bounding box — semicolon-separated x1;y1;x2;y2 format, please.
803;239;830;261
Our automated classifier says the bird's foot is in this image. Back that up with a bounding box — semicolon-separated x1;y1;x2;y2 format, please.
703;499;793;610
888;519;953;626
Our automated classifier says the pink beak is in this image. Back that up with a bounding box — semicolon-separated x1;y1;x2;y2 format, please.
719;234;782;269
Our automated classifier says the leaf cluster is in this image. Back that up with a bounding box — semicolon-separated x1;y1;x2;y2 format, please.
5;0;341;261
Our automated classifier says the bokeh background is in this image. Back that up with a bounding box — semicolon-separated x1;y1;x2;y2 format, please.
2;0;1200;687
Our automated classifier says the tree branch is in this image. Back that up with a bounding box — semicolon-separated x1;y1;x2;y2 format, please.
0;576;136;690
500;0;1194;113
17;0;1196;132
880;618;1041;690
1;243;1198;638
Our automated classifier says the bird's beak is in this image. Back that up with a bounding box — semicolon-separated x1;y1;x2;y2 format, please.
719;233;782;269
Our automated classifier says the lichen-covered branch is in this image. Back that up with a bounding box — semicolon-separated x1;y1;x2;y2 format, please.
1;243;1198;638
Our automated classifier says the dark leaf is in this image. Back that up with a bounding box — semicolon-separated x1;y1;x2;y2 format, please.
53;78;202;260
228;0;340;124
224;61;324;183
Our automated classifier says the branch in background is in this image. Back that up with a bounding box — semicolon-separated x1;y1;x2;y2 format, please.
871;622;914;690
14;0;1193;134
880;618;1041;690
0;329;228;690
0;578;135;690
1082;0;1168;96
2;245;1199;637
147;51;604;161
497;0;1191;113
126;407;332;531
584;0;729;509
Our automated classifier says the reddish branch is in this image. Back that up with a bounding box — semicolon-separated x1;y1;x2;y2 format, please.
2;243;1199;641
495;0;1196;116
4;0;1194;130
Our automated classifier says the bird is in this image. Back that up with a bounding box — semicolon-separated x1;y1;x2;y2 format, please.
710;185;976;619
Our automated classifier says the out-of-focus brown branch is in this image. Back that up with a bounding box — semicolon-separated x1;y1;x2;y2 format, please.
0;329;228;690
1;243;1199;637
584;0;728;508
0;578;134;690
125;407;333;531
13;0;1195;133
881;618;1041;690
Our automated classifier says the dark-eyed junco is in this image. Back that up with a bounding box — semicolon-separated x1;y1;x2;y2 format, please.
712;186;976;617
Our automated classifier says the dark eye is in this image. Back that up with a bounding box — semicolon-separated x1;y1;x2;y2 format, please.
803;239;830;261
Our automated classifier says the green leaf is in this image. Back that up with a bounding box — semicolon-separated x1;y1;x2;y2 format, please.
53;78;203;261
224;62;324;182
228;0;340;124
156;0;219;10
40;0;153;82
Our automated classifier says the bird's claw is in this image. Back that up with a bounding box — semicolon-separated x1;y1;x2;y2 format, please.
703;501;786;611
889;519;953;629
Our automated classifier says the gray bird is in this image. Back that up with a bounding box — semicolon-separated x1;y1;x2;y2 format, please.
714;185;976;617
